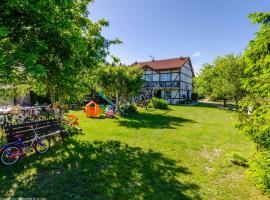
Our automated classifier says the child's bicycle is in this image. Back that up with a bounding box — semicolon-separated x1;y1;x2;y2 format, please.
0;125;50;166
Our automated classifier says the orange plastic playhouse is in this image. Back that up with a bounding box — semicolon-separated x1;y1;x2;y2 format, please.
84;101;102;118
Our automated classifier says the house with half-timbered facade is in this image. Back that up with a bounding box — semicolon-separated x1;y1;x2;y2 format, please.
132;57;195;104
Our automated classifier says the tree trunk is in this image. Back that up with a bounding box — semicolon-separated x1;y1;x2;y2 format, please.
144;100;148;111
49;87;64;124
58;92;65;124
223;99;227;107
115;92;120;113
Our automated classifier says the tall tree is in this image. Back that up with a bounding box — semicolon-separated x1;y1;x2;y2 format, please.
195;63;215;98
195;54;246;106
95;65;144;112
0;0;115;106
238;12;270;194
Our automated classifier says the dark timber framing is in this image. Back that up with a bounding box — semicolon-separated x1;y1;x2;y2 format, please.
143;63;193;104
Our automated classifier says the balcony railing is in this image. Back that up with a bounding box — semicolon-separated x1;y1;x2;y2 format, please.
144;81;180;88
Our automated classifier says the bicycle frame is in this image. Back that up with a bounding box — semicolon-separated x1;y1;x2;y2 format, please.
0;114;9;126
2;126;44;156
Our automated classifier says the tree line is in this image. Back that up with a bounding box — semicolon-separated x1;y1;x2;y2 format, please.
195;54;246;106
195;12;270;195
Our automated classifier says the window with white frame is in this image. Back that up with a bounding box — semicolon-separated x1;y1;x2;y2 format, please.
160;73;171;81
145;74;153;81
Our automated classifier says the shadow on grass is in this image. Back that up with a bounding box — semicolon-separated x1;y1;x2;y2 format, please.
0;138;201;199
118;112;195;129
194;102;238;110
193;103;218;108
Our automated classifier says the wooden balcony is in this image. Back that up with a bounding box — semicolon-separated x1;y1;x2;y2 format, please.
144;81;180;88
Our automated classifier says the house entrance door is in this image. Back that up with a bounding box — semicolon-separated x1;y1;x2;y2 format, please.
187;90;190;99
155;90;162;98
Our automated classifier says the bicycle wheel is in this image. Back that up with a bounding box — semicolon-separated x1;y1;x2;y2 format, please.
34;138;50;154
1;145;21;166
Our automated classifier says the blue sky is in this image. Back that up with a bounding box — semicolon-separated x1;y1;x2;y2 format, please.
89;0;269;73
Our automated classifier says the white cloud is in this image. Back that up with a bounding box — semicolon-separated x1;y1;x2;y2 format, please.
192;62;202;75
191;51;202;58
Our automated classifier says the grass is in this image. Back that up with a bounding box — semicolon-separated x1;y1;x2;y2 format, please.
0;103;269;199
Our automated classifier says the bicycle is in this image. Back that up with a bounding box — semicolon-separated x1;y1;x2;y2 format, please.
14;113;34;124
0;125;51;166
0;114;10;128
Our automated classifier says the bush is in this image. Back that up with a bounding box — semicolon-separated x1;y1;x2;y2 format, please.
178;99;193;105
248;151;270;195
191;93;198;101
61;123;82;137
151;97;169;110
231;152;248;167
197;93;205;100
119;103;138;116
147;102;153;108
178;100;186;105
128;104;137;113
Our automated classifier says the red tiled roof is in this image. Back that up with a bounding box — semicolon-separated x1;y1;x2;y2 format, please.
132;57;190;71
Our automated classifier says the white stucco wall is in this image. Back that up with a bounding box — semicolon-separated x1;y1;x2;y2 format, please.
172;70;179;81
171;90;178;98
180;62;193;98
153;72;159;81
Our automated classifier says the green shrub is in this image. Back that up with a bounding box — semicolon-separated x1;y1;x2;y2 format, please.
231;152;248;167
178;100;186;105
119;103;138;116
147;102;153;108
128;104;137;113
197;93;205;100
191;93;198;101
178;99;193;105
61;124;82;137
151;97;169;110
248;151;270;195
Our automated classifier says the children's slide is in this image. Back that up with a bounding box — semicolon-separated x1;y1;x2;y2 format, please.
97;92;115;107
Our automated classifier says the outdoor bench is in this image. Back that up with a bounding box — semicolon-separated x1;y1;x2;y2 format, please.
4;119;62;143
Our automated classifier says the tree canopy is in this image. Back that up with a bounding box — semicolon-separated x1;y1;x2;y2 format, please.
238;12;270;194
95;65;144;111
239;12;270;150
0;0;117;104
195;54;246;106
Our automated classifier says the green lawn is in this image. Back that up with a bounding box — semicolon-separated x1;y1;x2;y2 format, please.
0;104;269;199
